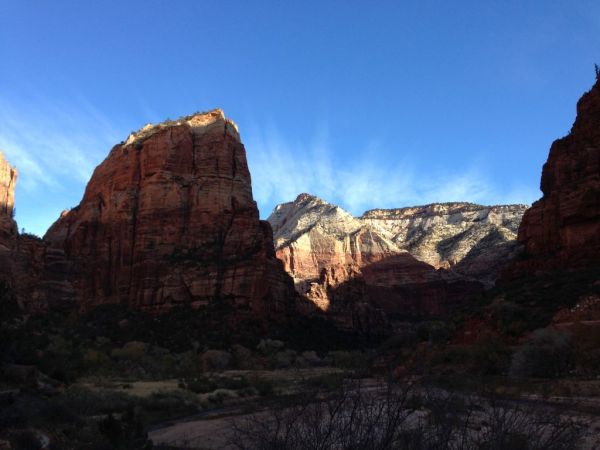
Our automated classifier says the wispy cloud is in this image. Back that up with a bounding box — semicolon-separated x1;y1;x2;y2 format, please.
0;95;119;190
246;124;540;217
0;97;539;236
0;89;122;235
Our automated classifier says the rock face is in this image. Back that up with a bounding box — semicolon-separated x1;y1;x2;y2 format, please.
361;203;527;284
0;151;17;278
268;194;401;290
512;78;600;273
270;195;526;289
41;110;295;320
0;151;17;245
268;194;499;331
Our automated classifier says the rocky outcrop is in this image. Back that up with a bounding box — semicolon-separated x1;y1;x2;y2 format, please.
270;195;526;288
361;203;527;284
0;151;17;243
39;110;295;321
303;254;482;334
0;151;51;312
269;194;401;289
268;194;489;332
0;151;17;279
511;78;600;274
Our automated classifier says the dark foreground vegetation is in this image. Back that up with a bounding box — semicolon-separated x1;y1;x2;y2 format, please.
1;269;600;449
230;379;586;450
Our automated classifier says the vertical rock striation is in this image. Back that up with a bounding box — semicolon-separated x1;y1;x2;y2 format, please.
0;151;17;279
43;110;295;321
0;151;17;243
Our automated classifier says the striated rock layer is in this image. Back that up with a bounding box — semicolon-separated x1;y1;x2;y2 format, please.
40;110;295;321
361;203;527;284
0;151;17;244
511;78;600;274
268;194;401;289
270;194;526;288
268;194;494;332
0;151;17;281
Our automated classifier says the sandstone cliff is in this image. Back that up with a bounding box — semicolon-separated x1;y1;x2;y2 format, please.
0;151;17;244
0;151;17;280
270;194;526;288
269;194;401;289
512;78;600;273
361;203;526;282
268;194;491;331
39;110;295;320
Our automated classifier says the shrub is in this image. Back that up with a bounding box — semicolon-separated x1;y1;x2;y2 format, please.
417;321;450;345
174;350;201;377
330;350;369;371
58;386;134;416
271;350;296;369
510;328;574;378
221;376;250;390
207;388;237;405
231;344;254;369
250;377;274;397
185;376;217;394
571;323;600;375
184;375;249;394
110;341;148;361
306;373;344;391
470;337;511;376
256;339;284;356
300;350;323;367
379;330;418;351
230;381;585;450
201;350;232;372
492;302;529;337
83;349;112;372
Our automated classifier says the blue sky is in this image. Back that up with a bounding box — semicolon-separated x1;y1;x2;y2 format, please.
1;1;599;236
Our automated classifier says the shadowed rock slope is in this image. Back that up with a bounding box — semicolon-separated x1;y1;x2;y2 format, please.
510;77;600;274
267;194;520;331
269;194;526;289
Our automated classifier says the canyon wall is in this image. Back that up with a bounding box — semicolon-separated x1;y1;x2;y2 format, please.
270;194;525;289
4;111;296;324
0;151;17;278
362;203;526;284
268;194;507;332
511;78;600;274
42;110;295;320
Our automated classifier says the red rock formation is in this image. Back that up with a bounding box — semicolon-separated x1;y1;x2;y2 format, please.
512;78;600;274
0;152;50;312
0;151;17;244
305;256;482;333
0;151;17;279
43;110;295;320
269;195;482;333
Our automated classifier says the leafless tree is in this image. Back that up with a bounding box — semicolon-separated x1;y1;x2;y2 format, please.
229;380;586;450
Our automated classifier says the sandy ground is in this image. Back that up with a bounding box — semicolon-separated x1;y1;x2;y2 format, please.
150;416;238;449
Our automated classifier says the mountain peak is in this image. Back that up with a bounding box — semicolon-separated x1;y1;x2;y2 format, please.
124;108;239;146
0;150;17;218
